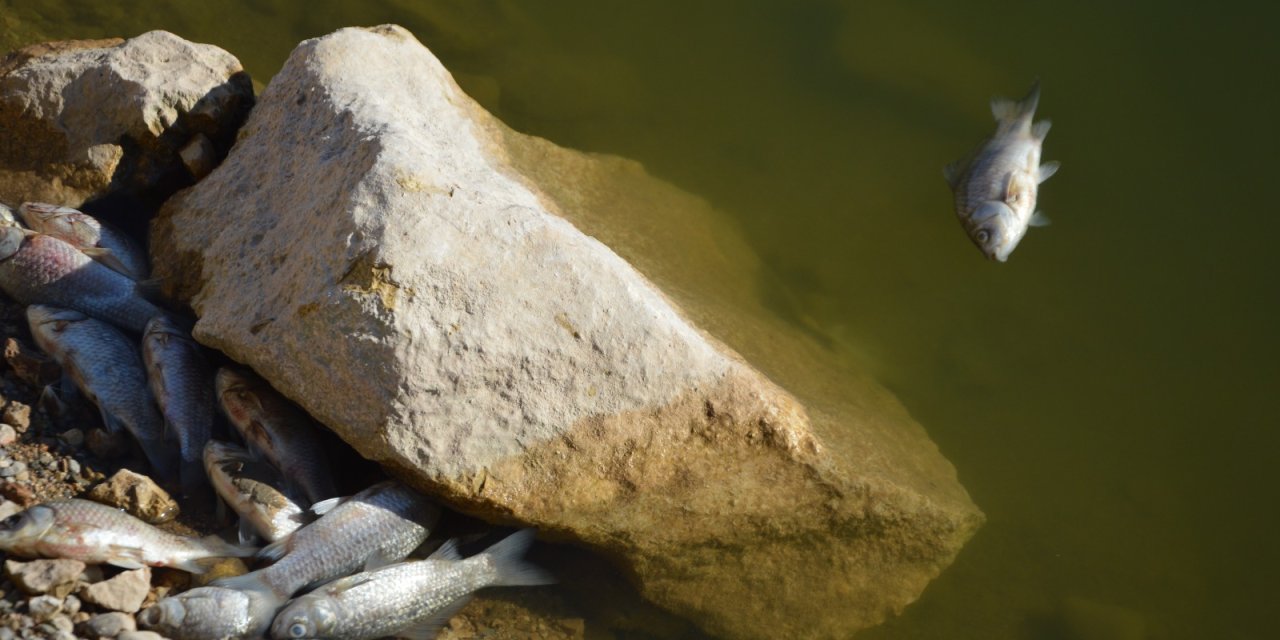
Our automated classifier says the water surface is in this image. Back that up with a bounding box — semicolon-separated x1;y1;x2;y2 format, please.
3;1;1277;638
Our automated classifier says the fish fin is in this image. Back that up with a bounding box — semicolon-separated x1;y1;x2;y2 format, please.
79;247;135;278
991;79;1041;126
480;529;556;587
38;385;70;417
1030;211;1052;227
257;535;292;562
943;162;961;187
134;277;166;303
238;518;262;546
99;410;127;435
309;496;345;516
1038;160;1060;183
397;595;474;640
211;570;283;610
1031;119;1052;141
428;538;464;562
202;533;258;559
104;545;148;570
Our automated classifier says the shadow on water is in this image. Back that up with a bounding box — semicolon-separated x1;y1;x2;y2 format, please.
4;0;1280;638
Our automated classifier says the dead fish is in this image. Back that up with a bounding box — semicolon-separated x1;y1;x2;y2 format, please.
204;440;311;544
144;316;216;497
270;529;553;640
28;305;178;481
215;367;337;504
0;226;166;333
145;482;438;640
944;80;1060;261
16;202;148;279
0;499;255;571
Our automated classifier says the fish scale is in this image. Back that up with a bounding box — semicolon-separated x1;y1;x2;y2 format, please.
0;228;165;333
29;305;178;481
17;202;149;280
144;315;216;496
0;499;254;571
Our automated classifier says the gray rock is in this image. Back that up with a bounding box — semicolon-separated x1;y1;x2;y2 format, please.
0;32;253;207
0;461;26;478
150;25;982;640
4;559;86;597
81;612;137;639
78;567;150;613
117;632;165;640
0;423;15;446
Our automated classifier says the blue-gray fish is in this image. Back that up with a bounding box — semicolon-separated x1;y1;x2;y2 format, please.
270;529;554;640
141;481;439;640
0;499;254;572
215;367;337;505
17;202;148;279
204;440;311;544
28;305;178;481
144;316;215;497
944;81;1059;261
0;226;165;333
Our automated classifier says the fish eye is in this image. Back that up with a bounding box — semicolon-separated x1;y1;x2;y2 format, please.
0;513;22;530
975;229;991;244
288;622;309;638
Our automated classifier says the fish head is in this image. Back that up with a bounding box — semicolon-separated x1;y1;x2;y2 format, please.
17;202;99;245
0;504;57;551
271;595;338;639
0;225;28;260
27;305;89;345
139;587;262;639
965;201;1027;262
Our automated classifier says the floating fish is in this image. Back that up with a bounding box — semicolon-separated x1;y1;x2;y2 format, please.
144;316;216;497
0;226;165;333
143;481;438;640
28;305;177;481
17;202;148;279
271;529;554;640
944;80;1059;261
215;367;337;504
204;440;311;544
0;499;254;572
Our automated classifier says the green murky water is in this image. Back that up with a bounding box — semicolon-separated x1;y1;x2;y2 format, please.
4;1;1278;638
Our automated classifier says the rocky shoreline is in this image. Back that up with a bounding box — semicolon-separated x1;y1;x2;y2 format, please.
1;26;982;640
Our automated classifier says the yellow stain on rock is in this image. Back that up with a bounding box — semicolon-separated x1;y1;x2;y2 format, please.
340;251;413;310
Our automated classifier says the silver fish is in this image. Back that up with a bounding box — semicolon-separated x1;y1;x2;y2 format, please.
0;499;254;571
215;367;337;505
0;226;165;333
144;316;216;497
271;529;553;640
144;482;438;640
17;202;148;279
28;305;178;481
204;440;311;544
944;80;1059;261
138;585;278;640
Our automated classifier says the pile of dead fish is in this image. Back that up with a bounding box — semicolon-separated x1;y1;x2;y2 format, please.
0;202;553;639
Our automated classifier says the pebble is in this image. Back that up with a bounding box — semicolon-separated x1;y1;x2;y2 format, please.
1;401;30;432
118;632;167;640
62;594;81;617
4;559;86;597
82;611;137;638
0;461;27;478
26;594;62;622
79;566;151;613
0;628;12;640
60;429;84;448
0;423;15;446
87;469;178;524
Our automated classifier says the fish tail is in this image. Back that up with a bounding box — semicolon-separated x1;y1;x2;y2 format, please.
212;570;285;606
991;79;1041;130
478;529;556;587
197;534;259;561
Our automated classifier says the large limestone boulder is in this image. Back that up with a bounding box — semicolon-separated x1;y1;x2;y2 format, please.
0;31;253;207
151;25;983;639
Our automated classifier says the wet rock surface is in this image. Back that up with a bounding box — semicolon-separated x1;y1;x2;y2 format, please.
85;470;179;524
0;31;253;209
151;24;982;639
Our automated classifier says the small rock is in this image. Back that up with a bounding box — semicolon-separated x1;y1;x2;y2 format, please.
0;481;34;506
3;338;60;389
86;429;131;459
4;559;86;597
0;627;13;640
81;612;137;639
62;594;80;617
0;424;15;446
118;632;166;640
0;461;27;478
79;567;151;613
180;133;218;179
26;594;62;622
0;401;30;432
50;615;74;634
60;429;85;448
87;470;178;524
